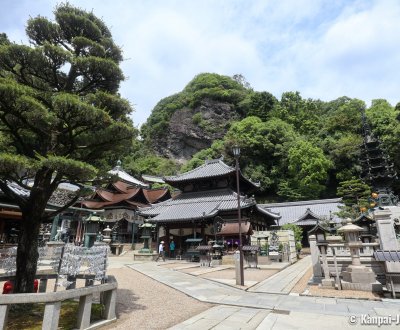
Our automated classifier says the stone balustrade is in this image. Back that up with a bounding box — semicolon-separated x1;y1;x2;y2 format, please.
322;243;385;280
0;274;117;330
326;242;380;257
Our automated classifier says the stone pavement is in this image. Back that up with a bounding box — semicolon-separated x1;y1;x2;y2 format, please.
128;261;400;330
248;256;311;294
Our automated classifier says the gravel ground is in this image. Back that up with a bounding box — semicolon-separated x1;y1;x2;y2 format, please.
102;266;212;330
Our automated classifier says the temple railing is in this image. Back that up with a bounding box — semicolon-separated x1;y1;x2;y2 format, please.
0;274;117;330
322;243;384;279
326;242;380;257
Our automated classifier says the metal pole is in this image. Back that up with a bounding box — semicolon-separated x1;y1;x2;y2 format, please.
235;157;244;286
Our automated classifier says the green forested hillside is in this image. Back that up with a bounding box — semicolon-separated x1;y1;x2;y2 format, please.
125;73;400;203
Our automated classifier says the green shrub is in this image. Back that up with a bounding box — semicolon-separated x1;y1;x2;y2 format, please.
192;112;203;125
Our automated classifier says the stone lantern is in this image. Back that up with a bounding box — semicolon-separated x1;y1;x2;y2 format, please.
139;221;154;253
338;218;382;292
102;226;112;244
83;213;104;248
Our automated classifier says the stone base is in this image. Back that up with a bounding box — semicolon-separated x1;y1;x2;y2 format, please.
341;280;382;292
258;256;271;265
321;278;335;288
133;252;157;261
308;276;323;285
342;265;376;284
211;259;222;267
222;255;235;265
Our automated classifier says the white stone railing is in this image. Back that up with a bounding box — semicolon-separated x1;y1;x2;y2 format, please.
0;274;117;330
326;242;380;257
323;243;384;278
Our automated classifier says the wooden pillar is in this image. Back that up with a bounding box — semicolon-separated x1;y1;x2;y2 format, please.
201;224;205;241
39;279;48;292
0;221;4;242
166;227;170;257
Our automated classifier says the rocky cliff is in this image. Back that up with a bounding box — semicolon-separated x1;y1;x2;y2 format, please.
141;73;249;163
153;99;239;163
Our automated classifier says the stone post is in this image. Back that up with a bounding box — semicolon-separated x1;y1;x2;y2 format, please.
309;234;323;283
320;244;335;288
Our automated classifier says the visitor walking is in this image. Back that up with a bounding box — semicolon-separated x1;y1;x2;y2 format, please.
170;240;175;258
156;241;165;261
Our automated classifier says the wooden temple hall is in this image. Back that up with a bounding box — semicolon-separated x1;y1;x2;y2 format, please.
139;158;280;255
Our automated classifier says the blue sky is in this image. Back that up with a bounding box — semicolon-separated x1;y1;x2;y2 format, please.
1;0;399;127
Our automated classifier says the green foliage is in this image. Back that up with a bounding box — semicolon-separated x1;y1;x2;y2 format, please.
123;154;178;177
237;91;277;121
278;139;332;200
140;74;398;203
192;112;203;125
336;178;371;218
0;3;135;293
281;223;303;248
181;140;224;172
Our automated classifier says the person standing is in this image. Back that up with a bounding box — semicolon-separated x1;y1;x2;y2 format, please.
155;241;165;261
169;240;175;258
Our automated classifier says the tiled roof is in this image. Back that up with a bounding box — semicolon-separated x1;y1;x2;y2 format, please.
165;159;234;183
108;165;148;187
217;222;252;236
294;219;319;226
96;187;140;203
1;181;30;197
0;181;81;207
260;198;343;226
143;188;170;203
142;174;165;184
374;250;400;262
139;189;257;222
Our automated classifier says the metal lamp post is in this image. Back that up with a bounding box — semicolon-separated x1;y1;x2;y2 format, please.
232;145;244;286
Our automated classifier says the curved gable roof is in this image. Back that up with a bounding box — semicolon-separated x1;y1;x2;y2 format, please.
165;159;235;183
261;198;342;226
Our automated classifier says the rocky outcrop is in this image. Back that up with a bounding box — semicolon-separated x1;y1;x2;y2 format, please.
153;99;238;163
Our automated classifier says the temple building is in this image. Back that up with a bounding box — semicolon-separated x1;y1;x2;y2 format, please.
0;181;94;244
139;158;280;254
260;199;343;247
78;161;170;244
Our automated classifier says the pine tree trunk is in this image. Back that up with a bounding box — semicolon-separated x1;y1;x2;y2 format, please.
13;214;41;293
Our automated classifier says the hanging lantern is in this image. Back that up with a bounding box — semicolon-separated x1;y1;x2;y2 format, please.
371;192;379;199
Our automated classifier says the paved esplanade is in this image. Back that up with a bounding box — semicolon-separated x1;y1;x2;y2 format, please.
129;262;400;329
248;256;312;294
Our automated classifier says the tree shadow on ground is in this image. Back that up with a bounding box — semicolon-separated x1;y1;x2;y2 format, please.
114;288;146;317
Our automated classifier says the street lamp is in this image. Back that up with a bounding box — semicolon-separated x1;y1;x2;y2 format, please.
232;145;244;286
